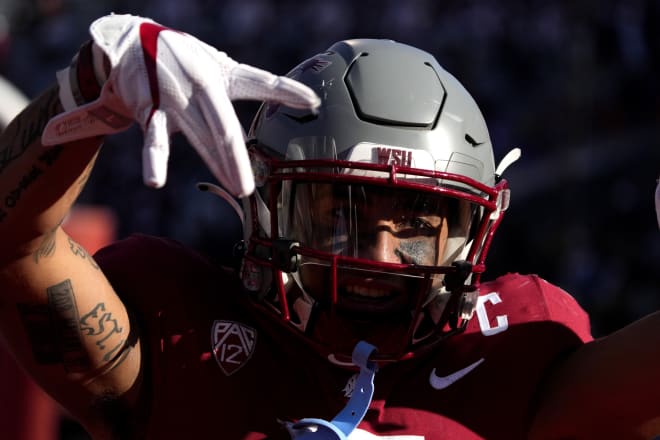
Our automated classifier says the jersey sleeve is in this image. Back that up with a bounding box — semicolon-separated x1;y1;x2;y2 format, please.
535;275;592;342
481;273;593;343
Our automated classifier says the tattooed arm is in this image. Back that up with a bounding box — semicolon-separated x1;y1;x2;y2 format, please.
0;85;143;439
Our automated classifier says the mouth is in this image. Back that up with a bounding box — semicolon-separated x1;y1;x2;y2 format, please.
298;262;421;317
345;284;393;298
337;278;411;316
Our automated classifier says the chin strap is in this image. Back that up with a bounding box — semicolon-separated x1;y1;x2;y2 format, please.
286;341;378;439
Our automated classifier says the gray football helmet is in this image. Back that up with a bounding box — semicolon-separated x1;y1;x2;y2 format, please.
241;39;512;365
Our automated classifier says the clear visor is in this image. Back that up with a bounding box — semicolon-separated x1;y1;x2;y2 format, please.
281;182;476;271
278;181;478;318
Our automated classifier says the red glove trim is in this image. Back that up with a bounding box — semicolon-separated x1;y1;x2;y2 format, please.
75;40;103;103
139;22;171;125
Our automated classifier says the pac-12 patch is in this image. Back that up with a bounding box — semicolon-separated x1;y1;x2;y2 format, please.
211;320;257;376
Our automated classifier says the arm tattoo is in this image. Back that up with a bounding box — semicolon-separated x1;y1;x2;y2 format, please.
33;225;59;263
0;87;65;224
68;236;100;269
0;86;62;173
1;145;65;218
80;303;125;362
17;279;91;372
17;279;129;372
37;143;63;166
46;279;90;373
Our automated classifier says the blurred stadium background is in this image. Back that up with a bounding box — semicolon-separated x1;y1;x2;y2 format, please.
1;1;659;438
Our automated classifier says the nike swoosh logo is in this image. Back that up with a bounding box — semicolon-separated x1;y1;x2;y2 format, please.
429;358;484;390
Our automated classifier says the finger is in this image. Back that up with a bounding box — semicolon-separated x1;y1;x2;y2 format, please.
142;110;171;188
227;63;321;110
184;85;255;198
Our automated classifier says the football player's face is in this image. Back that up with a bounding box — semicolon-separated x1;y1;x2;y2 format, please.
310;183;449;266
293;183;450;313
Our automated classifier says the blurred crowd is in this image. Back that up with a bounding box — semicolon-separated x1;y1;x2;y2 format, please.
0;0;659;391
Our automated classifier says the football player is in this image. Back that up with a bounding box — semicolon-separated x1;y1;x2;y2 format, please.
0;14;658;439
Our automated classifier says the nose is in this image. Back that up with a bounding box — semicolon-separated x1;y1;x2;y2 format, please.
367;220;401;263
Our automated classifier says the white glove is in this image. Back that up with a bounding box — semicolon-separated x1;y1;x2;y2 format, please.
42;14;320;196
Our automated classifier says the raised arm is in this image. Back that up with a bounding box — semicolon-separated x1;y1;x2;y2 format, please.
529;292;660;436
528;184;660;439
0;13;320;439
0;85;142;438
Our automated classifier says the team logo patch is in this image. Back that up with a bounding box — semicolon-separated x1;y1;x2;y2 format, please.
211;320;257;376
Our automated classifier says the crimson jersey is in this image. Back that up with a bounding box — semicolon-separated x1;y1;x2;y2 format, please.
95;235;592;439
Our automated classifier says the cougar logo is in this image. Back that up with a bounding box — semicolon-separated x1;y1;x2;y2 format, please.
295;57;332;75
265;57;332;119
211;320;257;376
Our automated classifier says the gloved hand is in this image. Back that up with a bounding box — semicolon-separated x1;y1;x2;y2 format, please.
42;14;320;196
